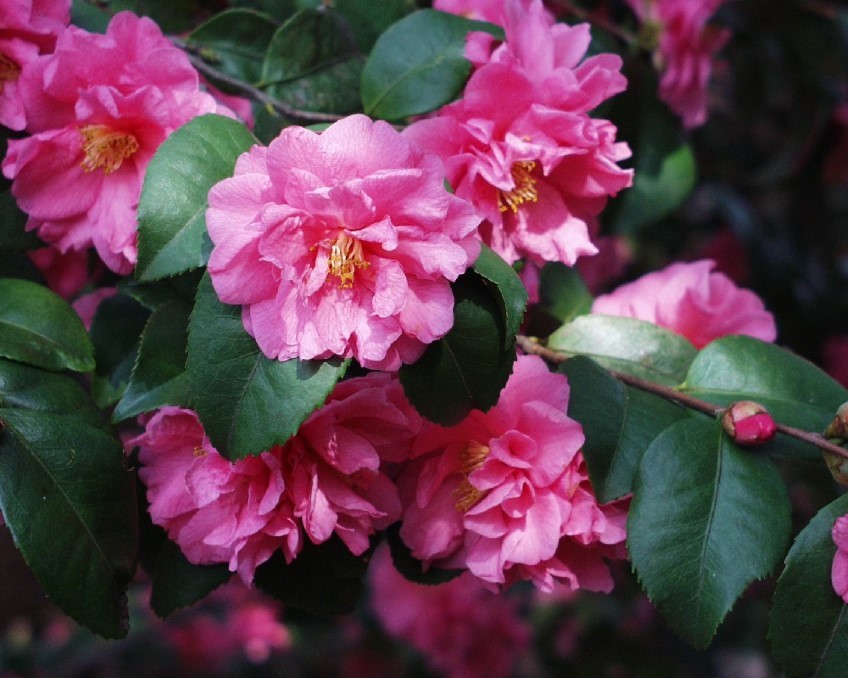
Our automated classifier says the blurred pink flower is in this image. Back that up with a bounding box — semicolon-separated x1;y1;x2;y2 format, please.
591;259;777;348
832;514;848;603
134;372;421;583
405;0;632;267
822;335;848;388
626;0;730;128
433;0;542;25
368;544;531;678
207;114;480;371
2;12;224;273
0;0;69;130
28;245;104;300
398;354;628;592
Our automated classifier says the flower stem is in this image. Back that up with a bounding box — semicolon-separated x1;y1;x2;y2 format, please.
515;334;848;461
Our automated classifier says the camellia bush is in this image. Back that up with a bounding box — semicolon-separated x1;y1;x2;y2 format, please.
1;0;848;675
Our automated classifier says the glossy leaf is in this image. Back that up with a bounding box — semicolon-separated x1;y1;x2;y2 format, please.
769;493;848;677
137;115;257;281
472;244;528;349
547;315;697;386
107;0;198;33
186;273;348;459
0;277;94;372
70;0;111;32
361;9;502;120
538;261;593;325
0;410;137;638
561;356;687;503
628;418;791;649
399;270;516;426
333;0;415;53
232;0;297;22
112;300;191;423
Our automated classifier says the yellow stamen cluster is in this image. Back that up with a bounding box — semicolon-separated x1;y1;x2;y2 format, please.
498;160;539;214
79;124;140;174
453;440;491;513
327;232;369;288
0;54;20;92
192;446;207;458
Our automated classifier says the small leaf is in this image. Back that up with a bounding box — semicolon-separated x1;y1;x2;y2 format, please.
547;315;697;386
399;269;516;426
538;261;593;325
254;536;369;615
361;9;502;121
628;418;791;649
769;493;848;677
472;243;528;349
561;356;687;503
0;410;137;638
112;300;191;423
187;273;348;459
386;524;463;586
136;114;257;281
0;277;94;372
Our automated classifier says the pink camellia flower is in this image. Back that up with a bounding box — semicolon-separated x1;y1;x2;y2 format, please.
368;544;531;678
397;354;628;592
2;12;225;274
405;0;633;268
28;245;104;301
206;114;480;371
0;0;69;130
433;0;537;25
626;0;730;128
832;514;848;603
133;372;421;584
591;259;777;348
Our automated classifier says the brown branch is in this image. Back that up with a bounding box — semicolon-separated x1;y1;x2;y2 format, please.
515;334;848;461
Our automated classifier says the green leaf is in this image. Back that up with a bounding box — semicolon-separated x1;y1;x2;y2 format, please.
769;493;848;677
0;191;41;250
232;0;297;22
682;336;848;457
472;244;528;349
547;315;697;386
538;261;593;325
361;9;502;121
187;9;279;86
254;536;369;615
70;0;110;33
106;0;199;33
113;301;191;423
628;418;791;649
399;269;516;426
561;356;687;503
89;294;150;409
0;277;95;372
260;9;363;115
386;524;463;586
136;114;257;281
333;0;415;53
0;410;137;638
187;273;348;459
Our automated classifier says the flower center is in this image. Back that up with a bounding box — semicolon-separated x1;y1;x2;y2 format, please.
0;53;20;92
192;445;207;458
327;232;369;288
454;440;490;513
79;124;140;174
498;161;538;214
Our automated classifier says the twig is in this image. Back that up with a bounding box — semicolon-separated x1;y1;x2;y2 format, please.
515;334;848;461
170;36;345;125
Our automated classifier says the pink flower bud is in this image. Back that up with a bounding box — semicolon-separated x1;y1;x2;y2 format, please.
721;401;777;446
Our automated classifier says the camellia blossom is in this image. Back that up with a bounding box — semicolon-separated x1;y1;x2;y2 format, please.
591;259;777;348
405;0;633;267
433;0;520;25
0;0;69;131
832;514;848;603
2;12;225;273
133;372;421;584
626;0;730;128
397;354;628;592
206;113;480;371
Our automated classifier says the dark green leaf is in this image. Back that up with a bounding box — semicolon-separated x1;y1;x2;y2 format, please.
538;261;593;324
106;0;198;33
70;0;110;32
118;270;203;312
254;536;369;615
187;273;348;459
232;0;297;22
333;0;415;53
472;244;527;349
361;9;502;121
399;270;516;426
561;356;687;503
628;418;791;649
187;9;279;86
547;315;697;386
0;410;137;638
112;301;191;423
386;524;463;586
136;115;257;281
0;191;40;251
89;294;150;409
0;277;94;372
769;493;848;678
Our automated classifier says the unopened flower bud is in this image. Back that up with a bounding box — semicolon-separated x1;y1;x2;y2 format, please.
825;402;848;442
721;401;776;446
823;450;848;486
